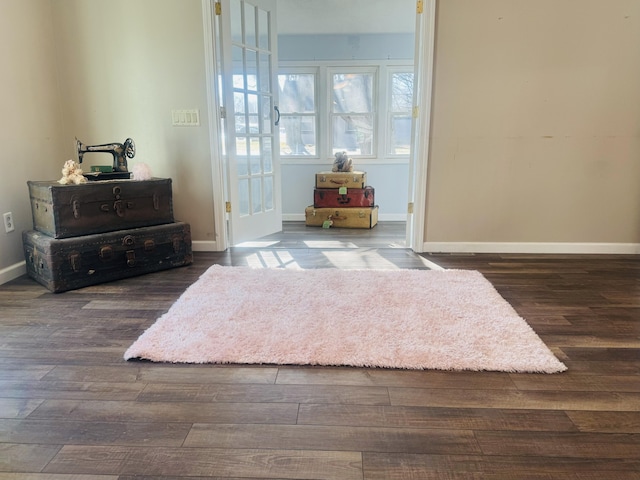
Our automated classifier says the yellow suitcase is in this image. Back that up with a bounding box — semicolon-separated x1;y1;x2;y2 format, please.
305;205;378;229
315;171;366;189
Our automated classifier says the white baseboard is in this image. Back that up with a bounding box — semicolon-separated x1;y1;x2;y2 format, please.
283;213;406;222
0;261;26;286
193;236;640;255
283;214;305;221
192;240;222;252
422;242;640;255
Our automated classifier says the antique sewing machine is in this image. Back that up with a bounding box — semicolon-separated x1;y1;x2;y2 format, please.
76;137;136;180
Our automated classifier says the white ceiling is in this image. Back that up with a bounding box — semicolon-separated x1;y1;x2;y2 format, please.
276;0;416;35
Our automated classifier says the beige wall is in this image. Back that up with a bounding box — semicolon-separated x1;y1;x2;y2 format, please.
52;0;216;242
1;0;217;279
425;0;640;244
0;0;66;275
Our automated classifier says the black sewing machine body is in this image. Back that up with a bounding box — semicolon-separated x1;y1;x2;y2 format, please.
76;138;135;180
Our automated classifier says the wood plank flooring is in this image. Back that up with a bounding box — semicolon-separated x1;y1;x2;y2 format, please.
1;222;639;479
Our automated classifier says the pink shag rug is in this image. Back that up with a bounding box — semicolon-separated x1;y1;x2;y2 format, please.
124;266;566;373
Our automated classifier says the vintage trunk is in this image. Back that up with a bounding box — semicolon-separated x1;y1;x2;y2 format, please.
313;186;375;208
28;178;174;238
305;205;378;229
23;222;192;293
315;171;366;189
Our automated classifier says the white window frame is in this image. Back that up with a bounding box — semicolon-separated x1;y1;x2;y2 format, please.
279;60;413;165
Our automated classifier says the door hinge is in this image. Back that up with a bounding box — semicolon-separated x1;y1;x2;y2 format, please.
225;201;232;213
412;106;419;119
408;202;414;214
215;2;221;15
220;106;227;119
416;0;424;14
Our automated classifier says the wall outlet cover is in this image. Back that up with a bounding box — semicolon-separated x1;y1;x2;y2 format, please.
3;212;15;233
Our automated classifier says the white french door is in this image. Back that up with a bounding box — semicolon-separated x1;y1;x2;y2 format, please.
217;0;281;245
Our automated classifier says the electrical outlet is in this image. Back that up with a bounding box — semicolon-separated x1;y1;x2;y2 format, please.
3;212;14;233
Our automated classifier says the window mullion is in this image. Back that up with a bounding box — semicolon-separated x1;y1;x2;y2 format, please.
320;65;329;162
378;65;388;161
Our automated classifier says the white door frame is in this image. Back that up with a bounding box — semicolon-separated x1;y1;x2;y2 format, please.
203;0;229;251
407;0;436;253
203;0;436;252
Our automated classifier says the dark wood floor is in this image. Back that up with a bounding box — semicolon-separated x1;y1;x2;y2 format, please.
1;222;639;479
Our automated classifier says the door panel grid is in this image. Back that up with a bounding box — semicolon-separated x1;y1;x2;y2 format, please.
220;0;281;244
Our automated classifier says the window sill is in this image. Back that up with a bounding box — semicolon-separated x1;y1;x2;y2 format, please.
280;157;410;166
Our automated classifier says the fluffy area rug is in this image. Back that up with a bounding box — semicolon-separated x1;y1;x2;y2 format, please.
124;266;567;373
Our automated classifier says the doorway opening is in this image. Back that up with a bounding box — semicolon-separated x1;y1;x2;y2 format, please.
204;0;434;252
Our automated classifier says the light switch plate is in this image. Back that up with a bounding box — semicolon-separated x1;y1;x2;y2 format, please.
172;109;200;126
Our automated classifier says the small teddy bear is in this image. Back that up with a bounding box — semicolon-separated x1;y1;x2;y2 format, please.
58;159;87;185
332;151;353;172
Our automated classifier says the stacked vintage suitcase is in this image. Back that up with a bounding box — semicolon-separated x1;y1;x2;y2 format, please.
23;178;192;293
305;170;378;228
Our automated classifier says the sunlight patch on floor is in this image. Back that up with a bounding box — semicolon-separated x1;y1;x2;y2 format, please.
418;256;445;271
304;240;359;249
387;241;408;248
245;250;301;269
321;249;400;269
234;240;281;248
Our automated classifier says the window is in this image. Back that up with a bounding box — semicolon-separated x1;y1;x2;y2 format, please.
277;70;317;156
278;62;413;162
388;70;414;156
330;69;377;157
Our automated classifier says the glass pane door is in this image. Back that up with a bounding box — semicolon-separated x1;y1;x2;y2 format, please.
220;0;281;245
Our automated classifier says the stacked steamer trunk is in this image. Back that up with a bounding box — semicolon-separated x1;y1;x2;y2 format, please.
22;178;192;293
305;171;378;228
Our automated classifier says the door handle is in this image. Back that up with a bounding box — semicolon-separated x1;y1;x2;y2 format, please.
274;106;280;126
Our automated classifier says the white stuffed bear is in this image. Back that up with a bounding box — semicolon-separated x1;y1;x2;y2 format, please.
58;159;87;185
